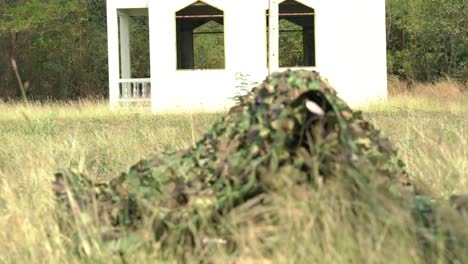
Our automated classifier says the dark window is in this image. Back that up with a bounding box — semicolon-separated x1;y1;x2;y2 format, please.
176;1;225;70
267;0;316;67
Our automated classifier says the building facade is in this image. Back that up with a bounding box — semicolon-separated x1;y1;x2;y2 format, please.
107;0;387;112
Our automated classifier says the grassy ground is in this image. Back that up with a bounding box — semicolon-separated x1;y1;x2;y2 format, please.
0;91;467;262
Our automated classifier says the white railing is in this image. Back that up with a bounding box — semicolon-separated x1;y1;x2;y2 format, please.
118;78;151;101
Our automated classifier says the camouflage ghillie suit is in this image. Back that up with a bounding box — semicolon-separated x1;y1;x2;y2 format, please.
54;70;466;254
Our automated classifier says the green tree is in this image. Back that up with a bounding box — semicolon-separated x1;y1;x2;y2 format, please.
386;0;467;81
0;0;108;99
193;20;225;69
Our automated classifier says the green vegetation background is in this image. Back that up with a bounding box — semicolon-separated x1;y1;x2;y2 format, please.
0;0;466;99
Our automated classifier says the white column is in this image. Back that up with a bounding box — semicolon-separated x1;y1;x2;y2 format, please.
149;3;177;112
268;0;279;74
119;14;131;79
107;3;120;109
223;1;268;96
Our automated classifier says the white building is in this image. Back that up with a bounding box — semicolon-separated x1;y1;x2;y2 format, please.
107;0;387;112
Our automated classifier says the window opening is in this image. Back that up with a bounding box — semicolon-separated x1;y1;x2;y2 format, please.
117;9;151;102
130;16;151;78
118;14;150;78
267;0;316;67
176;1;225;70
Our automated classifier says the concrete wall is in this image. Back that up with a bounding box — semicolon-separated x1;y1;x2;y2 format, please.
107;0;387;112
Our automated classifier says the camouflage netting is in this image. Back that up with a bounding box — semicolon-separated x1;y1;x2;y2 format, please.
53;70;467;255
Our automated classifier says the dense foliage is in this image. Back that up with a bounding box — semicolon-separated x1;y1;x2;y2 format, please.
0;0;466;99
0;0;108;99
386;0;467;81
193;20;225;69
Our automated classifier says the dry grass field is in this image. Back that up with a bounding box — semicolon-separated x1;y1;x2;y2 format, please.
0;79;466;263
